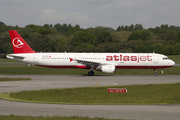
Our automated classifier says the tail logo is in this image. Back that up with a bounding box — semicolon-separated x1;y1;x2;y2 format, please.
12;38;24;48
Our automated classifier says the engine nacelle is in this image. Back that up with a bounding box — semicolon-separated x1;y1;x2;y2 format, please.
96;65;116;74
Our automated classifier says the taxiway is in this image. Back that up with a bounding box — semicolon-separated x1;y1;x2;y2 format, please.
0;75;180;120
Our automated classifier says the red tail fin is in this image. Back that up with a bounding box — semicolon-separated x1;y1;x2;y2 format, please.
9;30;36;54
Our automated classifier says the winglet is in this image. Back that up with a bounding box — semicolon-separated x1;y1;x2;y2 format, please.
9;30;36;54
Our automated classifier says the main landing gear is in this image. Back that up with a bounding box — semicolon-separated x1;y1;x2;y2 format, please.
88;67;94;76
154;69;157;76
88;71;94;76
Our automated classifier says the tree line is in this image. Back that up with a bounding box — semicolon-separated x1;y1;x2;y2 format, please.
0;21;180;58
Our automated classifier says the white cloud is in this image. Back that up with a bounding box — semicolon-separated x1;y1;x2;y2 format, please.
40;9;61;21
80;0;115;5
0;0;180;28
38;8;96;26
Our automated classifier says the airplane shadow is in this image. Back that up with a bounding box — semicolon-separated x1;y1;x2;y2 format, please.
75;74;115;77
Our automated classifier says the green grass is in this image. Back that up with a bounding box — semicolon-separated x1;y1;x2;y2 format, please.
0;65;179;75
1;83;179;105
0;77;31;82
0;115;123;120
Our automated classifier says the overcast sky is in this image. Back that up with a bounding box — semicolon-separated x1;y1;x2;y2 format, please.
0;0;180;29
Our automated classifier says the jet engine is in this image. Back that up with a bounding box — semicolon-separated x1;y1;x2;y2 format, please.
96;64;116;73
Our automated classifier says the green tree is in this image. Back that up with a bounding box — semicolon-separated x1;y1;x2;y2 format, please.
0;32;12;54
140;30;151;41
95;43;118;52
0;21;6;27
74;43;94;52
124;25;129;31
96;30;113;44
43;24;53;28
68;24;81;35
111;31;131;43
33;37;50;52
135;24;143;30
62;23;68;35
177;32;180;42
164;45;175;55
54;23;63;33
117;25;125;31
174;43;180;55
35;26;56;35
48;34;68;52
150;43;164;54
129;24;134;31
72;31;96;47
26;25;56;35
134;40;149;53
128;30;151;41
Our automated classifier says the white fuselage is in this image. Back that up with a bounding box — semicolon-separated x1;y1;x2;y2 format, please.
7;52;175;70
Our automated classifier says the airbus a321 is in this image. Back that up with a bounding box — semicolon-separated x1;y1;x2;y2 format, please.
7;30;175;76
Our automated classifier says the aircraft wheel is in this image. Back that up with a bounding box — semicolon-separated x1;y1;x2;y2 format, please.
154;70;157;76
88;71;94;76
92;71;94;76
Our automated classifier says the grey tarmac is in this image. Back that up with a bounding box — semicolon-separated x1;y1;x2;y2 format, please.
0;75;180;120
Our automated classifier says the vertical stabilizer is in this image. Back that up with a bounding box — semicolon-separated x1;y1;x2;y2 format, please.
9;30;36;54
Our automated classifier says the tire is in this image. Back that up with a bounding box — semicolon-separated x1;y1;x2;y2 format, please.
88;71;94;76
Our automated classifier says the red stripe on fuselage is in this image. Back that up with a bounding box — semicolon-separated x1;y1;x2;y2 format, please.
37;65;90;69
115;65;173;69
37;65;173;69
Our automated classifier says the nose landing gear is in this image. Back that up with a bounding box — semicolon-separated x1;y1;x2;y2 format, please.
154;69;157;76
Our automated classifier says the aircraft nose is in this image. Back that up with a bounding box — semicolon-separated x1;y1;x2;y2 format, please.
170;60;175;66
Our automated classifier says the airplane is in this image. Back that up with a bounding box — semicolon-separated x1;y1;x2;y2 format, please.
6;30;175;76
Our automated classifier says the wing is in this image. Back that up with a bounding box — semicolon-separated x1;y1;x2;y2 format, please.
75;59;100;66
71;58;111;68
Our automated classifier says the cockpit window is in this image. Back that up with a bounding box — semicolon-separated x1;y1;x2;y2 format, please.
163;57;169;60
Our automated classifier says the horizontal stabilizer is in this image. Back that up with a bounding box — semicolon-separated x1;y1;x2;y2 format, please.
6;54;25;60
